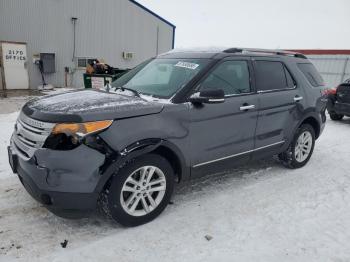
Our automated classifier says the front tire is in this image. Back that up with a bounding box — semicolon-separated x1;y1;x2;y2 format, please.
278;124;315;169
105;154;174;227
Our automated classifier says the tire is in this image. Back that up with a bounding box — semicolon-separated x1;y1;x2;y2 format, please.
278;124;315;169
329;112;344;121
104;154;174;227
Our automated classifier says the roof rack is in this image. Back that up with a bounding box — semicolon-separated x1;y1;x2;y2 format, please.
223;48;307;59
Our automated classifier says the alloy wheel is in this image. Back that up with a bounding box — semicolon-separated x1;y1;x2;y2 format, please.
294;131;313;163
120;166;166;217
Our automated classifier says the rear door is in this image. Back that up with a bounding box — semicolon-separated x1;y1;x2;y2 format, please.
189;57;259;177
253;58;305;158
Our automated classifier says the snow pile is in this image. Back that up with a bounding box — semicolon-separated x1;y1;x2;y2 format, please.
0;110;350;261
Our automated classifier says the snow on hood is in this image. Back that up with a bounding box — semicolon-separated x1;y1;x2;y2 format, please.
23;89;165;122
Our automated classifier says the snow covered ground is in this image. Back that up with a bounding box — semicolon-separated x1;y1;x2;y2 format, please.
1;99;350;261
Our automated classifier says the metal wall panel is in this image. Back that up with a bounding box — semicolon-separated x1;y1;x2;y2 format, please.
0;0;174;89
308;55;350;87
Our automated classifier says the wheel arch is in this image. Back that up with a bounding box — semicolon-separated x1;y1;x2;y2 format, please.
151;142;188;183
95;138;189;194
299;116;320;139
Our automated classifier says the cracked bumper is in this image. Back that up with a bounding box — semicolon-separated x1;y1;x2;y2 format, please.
8;139;105;217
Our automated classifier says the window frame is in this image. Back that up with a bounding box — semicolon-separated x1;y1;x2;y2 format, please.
195;58;255;98
252;58;298;94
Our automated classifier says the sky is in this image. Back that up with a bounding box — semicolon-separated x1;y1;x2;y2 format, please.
138;0;350;50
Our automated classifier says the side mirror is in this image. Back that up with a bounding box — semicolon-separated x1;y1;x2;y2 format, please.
189;89;225;104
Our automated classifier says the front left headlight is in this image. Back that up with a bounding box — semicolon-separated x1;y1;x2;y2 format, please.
44;120;113;150
51;120;113;137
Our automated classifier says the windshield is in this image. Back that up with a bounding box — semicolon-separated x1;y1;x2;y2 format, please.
111;58;209;98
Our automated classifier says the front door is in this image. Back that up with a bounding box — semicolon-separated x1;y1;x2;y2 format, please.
189;58;258;177
1;42;29;90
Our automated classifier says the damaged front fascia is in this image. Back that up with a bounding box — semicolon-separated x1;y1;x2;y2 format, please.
34;144;105;193
35;135;162;193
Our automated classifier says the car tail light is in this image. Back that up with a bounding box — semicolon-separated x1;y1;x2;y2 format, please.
322;87;337;96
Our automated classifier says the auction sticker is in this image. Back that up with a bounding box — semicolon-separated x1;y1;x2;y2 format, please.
174;61;199;70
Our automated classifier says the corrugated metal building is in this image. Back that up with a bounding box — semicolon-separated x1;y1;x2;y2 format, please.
290;50;350;88
0;0;175;89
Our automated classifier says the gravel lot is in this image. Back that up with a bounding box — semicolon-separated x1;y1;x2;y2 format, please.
0;95;350;262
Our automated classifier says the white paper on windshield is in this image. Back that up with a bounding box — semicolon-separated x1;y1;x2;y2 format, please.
174;61;199;70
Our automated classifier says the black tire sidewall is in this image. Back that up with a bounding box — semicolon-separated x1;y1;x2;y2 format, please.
290;124;315;168
107;154;174;227
329;112;344;121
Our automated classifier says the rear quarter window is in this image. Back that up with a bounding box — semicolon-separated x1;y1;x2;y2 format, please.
297;63;325;87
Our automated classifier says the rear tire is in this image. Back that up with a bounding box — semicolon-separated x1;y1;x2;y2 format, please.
278;124;315;169
105;154;174;227
329;112;344;121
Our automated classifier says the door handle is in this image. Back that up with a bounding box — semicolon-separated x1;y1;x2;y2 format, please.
240;104;255;111
294;96;303;102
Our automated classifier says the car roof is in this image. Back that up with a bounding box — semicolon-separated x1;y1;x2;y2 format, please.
158;47;308;60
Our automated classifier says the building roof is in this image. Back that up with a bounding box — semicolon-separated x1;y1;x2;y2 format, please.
129;0;176;28
287;49;350;55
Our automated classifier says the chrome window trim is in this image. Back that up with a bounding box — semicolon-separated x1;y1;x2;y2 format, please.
224;91;256;98
257;86;297;94
193;140;285;168
208;98;225;103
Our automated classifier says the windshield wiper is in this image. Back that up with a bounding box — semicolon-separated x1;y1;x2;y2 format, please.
114;86;140;97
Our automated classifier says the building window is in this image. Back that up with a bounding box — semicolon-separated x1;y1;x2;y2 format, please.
77;58;98;68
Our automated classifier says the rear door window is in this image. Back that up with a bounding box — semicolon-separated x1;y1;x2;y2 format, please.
297;63;325;87
255;61;291;92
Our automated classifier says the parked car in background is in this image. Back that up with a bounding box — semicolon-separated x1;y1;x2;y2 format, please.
8;48;327;226
326;78;350;120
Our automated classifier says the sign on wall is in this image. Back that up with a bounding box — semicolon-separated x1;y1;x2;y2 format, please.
0;42;29;89
91;77;105;89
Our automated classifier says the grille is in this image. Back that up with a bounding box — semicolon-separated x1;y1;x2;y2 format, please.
12;112;55;160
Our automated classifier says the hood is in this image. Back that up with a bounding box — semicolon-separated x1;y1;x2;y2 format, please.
22;89;164;122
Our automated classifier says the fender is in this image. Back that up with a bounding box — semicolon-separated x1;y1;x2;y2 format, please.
296;109;324;137
94;138;189;193
281;109;323;152
158;140;190;181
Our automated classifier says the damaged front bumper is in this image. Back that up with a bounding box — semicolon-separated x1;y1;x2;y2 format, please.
8;137;105;218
